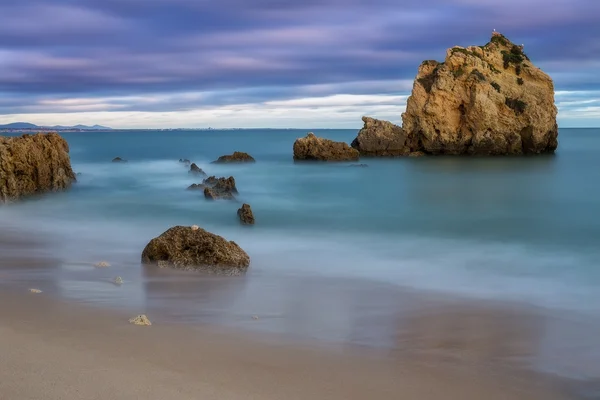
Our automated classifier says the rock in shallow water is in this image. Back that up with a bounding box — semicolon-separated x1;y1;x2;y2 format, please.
237;203;255;225
0;132;76;203
401;32;558;155
212;151;255;163
112;157;127;163
202;176;238;200
351;117;411;157
129;315;151;326
293;132;359;162
189;163;207;177
141;225;250;275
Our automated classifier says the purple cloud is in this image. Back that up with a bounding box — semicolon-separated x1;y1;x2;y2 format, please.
0;0;598;121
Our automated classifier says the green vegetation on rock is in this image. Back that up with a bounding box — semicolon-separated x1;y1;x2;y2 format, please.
491;81;501;92
505;97;527;115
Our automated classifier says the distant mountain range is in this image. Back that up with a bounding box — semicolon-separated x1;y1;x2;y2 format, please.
0;122;112;130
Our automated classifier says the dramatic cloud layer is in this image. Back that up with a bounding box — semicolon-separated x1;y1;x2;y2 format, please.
0;0;599;127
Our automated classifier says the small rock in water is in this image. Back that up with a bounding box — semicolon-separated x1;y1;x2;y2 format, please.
29;288;42;294
112;157;127;163
252;315;259;320
129;314;152;326
94;261;110;268
113;276;124;285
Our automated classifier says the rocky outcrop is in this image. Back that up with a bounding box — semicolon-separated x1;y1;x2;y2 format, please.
351;117;414;156
212;152;255;164
401;32;558;155
202;176;237;200
237;203;255;225
293;132;359;161
0;132;76;203
112;157;127;163
141;225;250;275
189;163;207;177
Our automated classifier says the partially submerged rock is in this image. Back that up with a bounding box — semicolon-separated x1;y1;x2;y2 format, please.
401;32;558;155
0;132;76;203
179;158;191;165
29;288;42;294
129;314;151;326
293;132;359;161
202;176;237;200
141;225;250;275
237;203;255;225
112;157;127;163
189;163;207;177
113;276;124;285
351;117;412;156
212;151;256;164
186;183;205;191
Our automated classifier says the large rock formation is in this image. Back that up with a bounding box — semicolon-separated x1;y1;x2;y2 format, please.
141;225;250;275
351;116;416;156
293;132;359;161
0;132;76;202
212;152;255;164
402;32;558;155
352;32;558;156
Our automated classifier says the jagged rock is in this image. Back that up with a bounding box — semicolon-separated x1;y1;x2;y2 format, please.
189;163;207;177
187;183;205;191
179;158;191;165
0;132;76;203
112;157;127;163
401;32;558;155
202;176;237;200
141;225;250;275
212;151;256;164
293;132;359;161
351;117;412;156
237;203;255;225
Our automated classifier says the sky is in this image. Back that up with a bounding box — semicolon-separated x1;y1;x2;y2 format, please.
0;0;599;129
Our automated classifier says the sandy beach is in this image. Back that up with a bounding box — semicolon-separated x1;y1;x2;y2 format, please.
0;286;578;400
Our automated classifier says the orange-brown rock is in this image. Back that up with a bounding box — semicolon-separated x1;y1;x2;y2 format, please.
293;132;359;161
0;132;76;203
351;117;412;156
401;32;558;155
141;225;250;275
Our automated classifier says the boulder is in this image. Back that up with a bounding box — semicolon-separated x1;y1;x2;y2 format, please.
189;163;207;177
112;157;127;163
141;225;250;275
401;32;558;155
202;176;237;200
0;132;76;203
237;203;255;225
293;132;359;161
351;117;412;156
212;151;256;164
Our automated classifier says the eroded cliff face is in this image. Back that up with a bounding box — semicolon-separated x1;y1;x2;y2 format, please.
0;132;76;202
401;32;558;155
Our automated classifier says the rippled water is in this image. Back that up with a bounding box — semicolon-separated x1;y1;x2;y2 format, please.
1;128;600;386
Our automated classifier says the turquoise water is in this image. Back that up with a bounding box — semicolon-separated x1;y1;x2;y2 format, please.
2;128;600;384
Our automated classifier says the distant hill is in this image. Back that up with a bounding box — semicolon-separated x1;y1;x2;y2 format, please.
0;122;39;129
0;122;112;130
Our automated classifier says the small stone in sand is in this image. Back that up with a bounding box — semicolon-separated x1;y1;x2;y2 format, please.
191;225;199;231
113;276;124;285
129;315;151;326
29;288;42;294
94;261;110;268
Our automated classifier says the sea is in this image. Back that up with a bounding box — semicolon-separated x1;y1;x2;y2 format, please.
1;128;600;393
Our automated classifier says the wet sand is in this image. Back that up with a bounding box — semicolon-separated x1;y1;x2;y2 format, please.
0;288;577;400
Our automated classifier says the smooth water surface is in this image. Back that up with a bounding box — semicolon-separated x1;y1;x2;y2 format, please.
1;128;600;385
